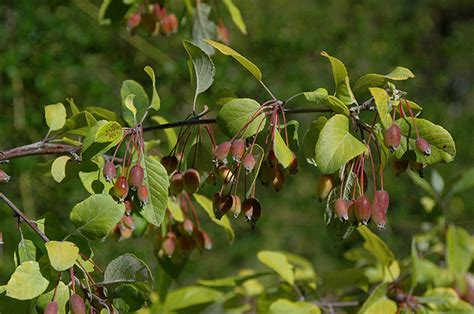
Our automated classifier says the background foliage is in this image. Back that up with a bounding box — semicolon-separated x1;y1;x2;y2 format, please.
0;0;474;312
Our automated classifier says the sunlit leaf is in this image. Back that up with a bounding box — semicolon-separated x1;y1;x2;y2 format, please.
51;156;71;183
257;251;295;285
45;103;67;131
6;261;49;300
144;66;160;111
222;0;247;34
217;98;266;138
45;241;79;271
140;156;169;227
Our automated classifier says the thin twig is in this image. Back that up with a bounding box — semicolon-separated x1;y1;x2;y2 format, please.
0;193;49;242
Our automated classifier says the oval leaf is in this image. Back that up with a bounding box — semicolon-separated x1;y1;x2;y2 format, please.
121;80;149;127
223;0;247;34
257;250;295;286
139;156;170;227
217;98;266;138
321;51;355;105
70;194;125;240
102;253;153;287
273;131;293;168
6;261;49;300
51;156;71;183
315;114;366;174
369;87;392;128
205;39;262;81
144;66;160;111
45;241;79;272
45;103;67;131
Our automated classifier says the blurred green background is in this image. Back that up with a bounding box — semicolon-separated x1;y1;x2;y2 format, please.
1;0;473;288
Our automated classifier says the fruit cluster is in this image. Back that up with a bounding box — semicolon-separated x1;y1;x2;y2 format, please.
317;99;431;229
127;3;178;36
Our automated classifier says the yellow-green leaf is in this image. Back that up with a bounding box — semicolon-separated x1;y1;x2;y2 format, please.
144;66;160;111
321;51;355;105
217;98;266;138
6;261;49;300
270;299;320;314
45;241;80;271
124;94;137;123
327;95;350;116
257;250;295;285
369;87;392;128
45;103;67;131
273;131;294;168
51;156;71;183
194;194;234;243
358;225;395;265
222;0;247;34
205;39;262;81
95;121;123;143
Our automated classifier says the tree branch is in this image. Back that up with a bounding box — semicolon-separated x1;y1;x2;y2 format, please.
0;107;332;162
0;192;49;242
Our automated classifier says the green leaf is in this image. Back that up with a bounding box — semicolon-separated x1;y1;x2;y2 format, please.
359;283;397;314
246;144;265;198
419;288;459;310
15;239;37;266
257;251;295;286
0;286;5;294
85;106;117;121
63;111;97;136
385;66;415;80
144;66;160;111
70;194;125;240
304;117;327;166
45;241;79;271
50;156;71;183
353;66;415;94
222;0;247;34
431;169;444;194
121;80;149;127
139;156;170;227
315;114;366;174
446;225;472;279
45;103;67;131
36;281;70;314
407;170;436;198
6;261;49;300
102;254;153;287
327;95;350;116
394;118;456;164
369;87;392;129
270;299;320;314
163;286;223;311
81;120;123;160
113;284;148;312
282;252;317;282
95;121;123;143
205;39;262;81
217;98;266;138
304;88;328;105
124;94;137;124
183;40;215;110
358;225;395;265
150;116;177;152
194;194;235;243
321;51;355;105
167;198;184;222
273;131;293;168
192;2;216;54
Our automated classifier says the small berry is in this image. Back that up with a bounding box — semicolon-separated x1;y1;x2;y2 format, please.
137;185;149;204
384;123;401;152
243;154;256;173
334;198;351;221
119;227;133;241
392;159;408;177
258;161;277;186
114;176;129;201
103;161;116;182
161;13;178;35
183;168;201;194
124;199;133;213
121;215;135;230
183;219;194;235
375;190;389;214
162;236;175;258
161;156;178;175
169;172;184;195
202;230;213;250
242;198;261;229
267;149;278;168
129;165;144;189
355;195;371;224
153;4;167;20
272;168;285;193
44;301;58;314
0;169;11;183
416;137;431;156
217;21;230;45
316;175;335;202
206;172;217;185
230;195;242;218
216;165;234;183
371;200;387;229
127;13;141;30
213;141;232;162
69;293;86;314
230;139;246;161
215;194;233;219
287;152;298;175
